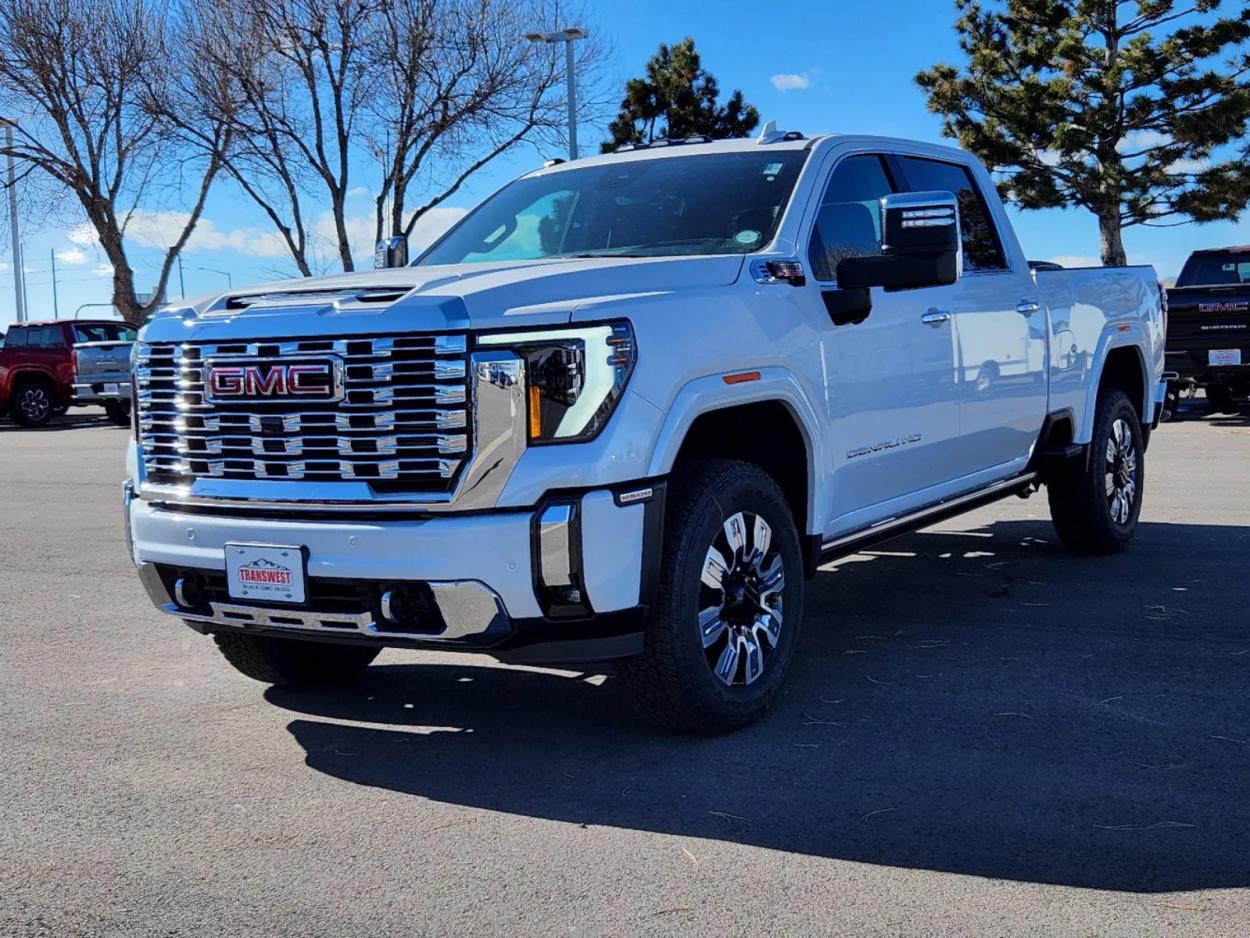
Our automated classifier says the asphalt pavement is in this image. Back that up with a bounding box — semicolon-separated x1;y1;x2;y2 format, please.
2;401;1249;937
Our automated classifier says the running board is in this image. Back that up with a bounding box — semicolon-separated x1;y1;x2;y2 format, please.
818;473;1037;563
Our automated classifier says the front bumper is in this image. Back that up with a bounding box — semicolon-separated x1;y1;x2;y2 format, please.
126;482;663;663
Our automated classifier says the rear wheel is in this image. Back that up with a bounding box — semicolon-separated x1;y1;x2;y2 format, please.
1047;388;1144;554
103;399;131;427
212;632;379;687
1206;384;1236;413
617;460;804;734
9;378;56;428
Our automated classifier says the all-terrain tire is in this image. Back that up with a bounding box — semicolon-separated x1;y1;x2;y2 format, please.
1047;388;1144;555
212;632;380;687
616;460;805;734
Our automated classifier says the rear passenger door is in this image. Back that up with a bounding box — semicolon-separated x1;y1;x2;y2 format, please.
893;155;1047;478
803;152;963;530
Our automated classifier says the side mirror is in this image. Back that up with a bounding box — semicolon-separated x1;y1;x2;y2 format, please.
375;236;409;269
836;190;962;292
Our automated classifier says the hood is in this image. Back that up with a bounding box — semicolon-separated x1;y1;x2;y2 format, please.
142;255;745;344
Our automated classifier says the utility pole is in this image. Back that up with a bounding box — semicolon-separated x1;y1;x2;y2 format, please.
523;27;589;161
50;248;58;318
3;120;26;323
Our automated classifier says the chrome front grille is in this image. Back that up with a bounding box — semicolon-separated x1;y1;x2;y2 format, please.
135;334;471;491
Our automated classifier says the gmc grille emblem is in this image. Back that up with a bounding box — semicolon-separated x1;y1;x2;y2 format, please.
204;358;343;403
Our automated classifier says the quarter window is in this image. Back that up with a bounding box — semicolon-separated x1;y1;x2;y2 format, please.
895;156;1007;272
808;154;894;282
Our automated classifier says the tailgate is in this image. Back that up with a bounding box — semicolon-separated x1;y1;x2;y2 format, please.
1166;286;1250;343
73;340;134;382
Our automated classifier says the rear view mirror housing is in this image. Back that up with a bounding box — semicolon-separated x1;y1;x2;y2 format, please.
375;236;409;269
836;190;962;292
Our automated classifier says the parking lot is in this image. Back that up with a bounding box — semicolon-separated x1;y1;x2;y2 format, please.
2;403;1248;936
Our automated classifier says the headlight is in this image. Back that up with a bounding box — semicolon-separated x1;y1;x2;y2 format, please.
478;320;636;444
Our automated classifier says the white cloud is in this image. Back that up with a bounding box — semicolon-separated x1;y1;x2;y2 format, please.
1117;130;1171;154
68;223;99;247
1047;255;1101;269
55;247;88;264
57;204;468;276
1166;157;1209;175
771;72;812;92
346;185;371;198
1036;149;1062;167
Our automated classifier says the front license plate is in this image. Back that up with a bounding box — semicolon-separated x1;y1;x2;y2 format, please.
102;382;119;395
1210;349;1243;367
225;543;306;604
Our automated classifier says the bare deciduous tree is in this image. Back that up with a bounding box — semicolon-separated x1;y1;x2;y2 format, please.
370;0;598;247
0;0;228;323
188;0;600;275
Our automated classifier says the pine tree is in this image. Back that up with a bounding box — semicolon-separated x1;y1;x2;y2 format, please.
603;38;759;152
917;0;1250;266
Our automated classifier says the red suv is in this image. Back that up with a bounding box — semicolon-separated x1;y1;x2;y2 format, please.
0;319;136;427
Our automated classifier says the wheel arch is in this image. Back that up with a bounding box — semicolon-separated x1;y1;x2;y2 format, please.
1075;329;1151;444
647;369;824;540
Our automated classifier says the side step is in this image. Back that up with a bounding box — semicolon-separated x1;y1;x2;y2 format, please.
816;473;1037;567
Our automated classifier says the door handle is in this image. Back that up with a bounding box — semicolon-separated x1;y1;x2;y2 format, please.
1017;300;1041;314
921;309;951;326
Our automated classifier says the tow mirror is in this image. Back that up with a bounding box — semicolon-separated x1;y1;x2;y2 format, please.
836;190;962;292
375;235;409;269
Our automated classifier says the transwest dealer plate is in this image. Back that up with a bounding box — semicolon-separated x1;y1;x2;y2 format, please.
1209;349;1243;367
225;543;307;604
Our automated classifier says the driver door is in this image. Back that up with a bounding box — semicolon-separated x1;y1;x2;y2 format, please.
797;152;962;534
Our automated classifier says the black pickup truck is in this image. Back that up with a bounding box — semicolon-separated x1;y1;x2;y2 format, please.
1166;247;1250;411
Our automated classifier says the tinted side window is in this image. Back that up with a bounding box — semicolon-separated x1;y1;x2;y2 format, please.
808;154;894;282
896;156;1006;272
29;326;66;348
4;327;28;348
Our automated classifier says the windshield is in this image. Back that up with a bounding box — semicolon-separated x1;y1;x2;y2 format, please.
1177;252;1250;287
418;151;808;266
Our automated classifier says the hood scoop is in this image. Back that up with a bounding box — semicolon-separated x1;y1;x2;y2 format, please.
222;285;415;313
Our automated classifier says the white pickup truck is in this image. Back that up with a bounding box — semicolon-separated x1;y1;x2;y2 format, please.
124;128;1167;733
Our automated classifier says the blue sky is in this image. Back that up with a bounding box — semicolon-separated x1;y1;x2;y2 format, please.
2;0;1246;328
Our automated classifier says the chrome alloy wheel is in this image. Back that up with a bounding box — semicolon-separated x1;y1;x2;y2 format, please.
1105;417;1138;525
698;511;785;687
19;385;51;424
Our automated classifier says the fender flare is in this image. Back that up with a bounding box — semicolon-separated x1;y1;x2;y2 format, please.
1076;323;1152;444
645;366;827;534
3;364;59;401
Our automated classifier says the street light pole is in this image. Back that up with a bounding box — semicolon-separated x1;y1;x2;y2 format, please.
523;27;589;161
2;120;26;324
196;266;233;289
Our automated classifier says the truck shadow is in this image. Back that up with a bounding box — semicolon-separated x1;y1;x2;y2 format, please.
269;518;1250;894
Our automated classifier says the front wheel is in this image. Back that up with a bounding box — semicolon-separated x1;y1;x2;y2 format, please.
617;460;805;734
1047;388;1144;554
212;631;379;687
